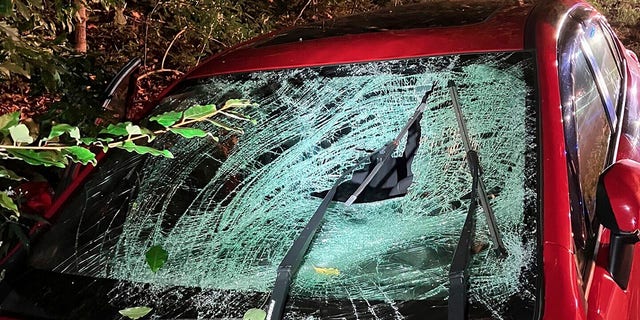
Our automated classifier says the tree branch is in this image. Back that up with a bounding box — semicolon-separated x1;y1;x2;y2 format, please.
161;26;187;70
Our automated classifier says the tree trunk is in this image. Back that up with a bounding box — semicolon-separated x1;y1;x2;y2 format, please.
75;0;87;53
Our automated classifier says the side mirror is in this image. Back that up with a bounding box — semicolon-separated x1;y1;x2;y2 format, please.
596;159;640;289
101;57;142;121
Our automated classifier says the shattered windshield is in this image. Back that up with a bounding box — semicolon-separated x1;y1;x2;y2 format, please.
11;52;539;319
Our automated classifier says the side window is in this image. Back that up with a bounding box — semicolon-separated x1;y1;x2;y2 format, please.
572;47;611;219
559;15;623;277
581;22;623;128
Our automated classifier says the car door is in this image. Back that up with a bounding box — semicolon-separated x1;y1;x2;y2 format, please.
557;6;640;320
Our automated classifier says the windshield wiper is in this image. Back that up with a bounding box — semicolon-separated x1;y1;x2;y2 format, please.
448;148;480;320
448;80;506;254
265;153;367;320
265;84;436;320
447;80;506;320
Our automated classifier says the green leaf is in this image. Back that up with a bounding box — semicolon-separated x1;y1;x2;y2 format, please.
97;137;115;143
69;127;82;141
125;124;155;141
80;137;98;145
125;123;142;135
7;149;67;168
63;146;97;165
42;69;61;90
243;308;266;320
145;245;168;273
0;62;29;78
223;99;255;108
0;165;24;181
46;124;81;143
0;111;19;134
0;191;19;216
117;141;173;158
9;124;33;144
118;306;153;320
0;0;12;17
168;127;208;138
99;122;131;137
150;111;182;127
183;104;217;120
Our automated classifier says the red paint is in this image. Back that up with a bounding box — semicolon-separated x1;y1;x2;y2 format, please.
589;227;640;320
588;265;630;320
0;153;104;266
40;153;106;221
617;133;640;160
16;181;53;215
544;243;588;319
187;8;530;79
529;0;640;318
588;5;640;317
528;1;588;318
601;160;640;231
145;4;532;118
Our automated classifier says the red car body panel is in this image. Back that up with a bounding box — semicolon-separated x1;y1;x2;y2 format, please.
530;1;587;319
600;161;640;231
151;3;532;114
530;1;640;318
588;161;640;320
185;6;530;79
4;1;640;319
588;218;640;320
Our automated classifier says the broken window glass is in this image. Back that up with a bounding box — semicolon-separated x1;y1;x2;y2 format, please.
12;52;539;319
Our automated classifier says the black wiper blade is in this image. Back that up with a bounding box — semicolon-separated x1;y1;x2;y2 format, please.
266;153;367;320
447;80;506;255
447;80;506;320
265;84;437;320
448;150;480;320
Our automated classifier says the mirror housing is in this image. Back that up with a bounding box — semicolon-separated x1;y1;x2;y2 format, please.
101;57;142;121
596;159;640;289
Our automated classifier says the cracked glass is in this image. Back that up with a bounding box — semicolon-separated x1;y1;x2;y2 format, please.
10;52;539;320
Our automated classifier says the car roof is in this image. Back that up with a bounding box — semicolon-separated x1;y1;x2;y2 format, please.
183;0;535;80
250;0;510;48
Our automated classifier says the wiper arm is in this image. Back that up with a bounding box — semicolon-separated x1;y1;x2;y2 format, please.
447;80;506;320
266;84;437;320
265;153;367;320
448;80;506;255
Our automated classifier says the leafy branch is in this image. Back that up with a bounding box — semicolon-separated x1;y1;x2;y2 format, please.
0;99;255;256
0;99;255;167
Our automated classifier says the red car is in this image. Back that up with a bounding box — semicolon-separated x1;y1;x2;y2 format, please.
1;0;640;319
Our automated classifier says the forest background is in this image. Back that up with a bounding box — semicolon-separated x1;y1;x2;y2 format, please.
1;0;639;121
